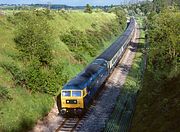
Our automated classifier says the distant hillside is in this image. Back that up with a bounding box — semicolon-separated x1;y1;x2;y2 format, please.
0;4;113;10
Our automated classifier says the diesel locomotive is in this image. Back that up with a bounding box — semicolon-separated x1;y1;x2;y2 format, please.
57;18;136;116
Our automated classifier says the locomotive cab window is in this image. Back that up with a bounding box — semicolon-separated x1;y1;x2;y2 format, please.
62;91;71;97
72;91;81;97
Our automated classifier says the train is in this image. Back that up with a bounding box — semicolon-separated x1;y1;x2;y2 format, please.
57;17;136;116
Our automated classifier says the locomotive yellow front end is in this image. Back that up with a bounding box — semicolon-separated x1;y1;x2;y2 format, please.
60;90;84;115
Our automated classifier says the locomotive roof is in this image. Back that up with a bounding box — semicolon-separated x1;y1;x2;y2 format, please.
97;36;127;61
63;63;106;90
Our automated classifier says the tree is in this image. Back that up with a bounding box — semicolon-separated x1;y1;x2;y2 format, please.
153;0;180;13
139;1;153;15
14;11;54;66
13;11;61;94
147;9;180;80
84;4;93;13
108;7;127;31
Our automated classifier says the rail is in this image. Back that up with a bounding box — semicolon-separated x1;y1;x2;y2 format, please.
55;118;81;132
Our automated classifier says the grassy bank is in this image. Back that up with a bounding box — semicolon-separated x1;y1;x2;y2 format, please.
0;10;125;131
0;87;53;132
104;17;146;132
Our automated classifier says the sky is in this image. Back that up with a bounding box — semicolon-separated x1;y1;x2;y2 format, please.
0;0;143;6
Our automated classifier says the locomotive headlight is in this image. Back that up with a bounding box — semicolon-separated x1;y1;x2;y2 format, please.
67;100;69;103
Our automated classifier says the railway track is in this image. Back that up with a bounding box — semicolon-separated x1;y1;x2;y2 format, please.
55;118;81;132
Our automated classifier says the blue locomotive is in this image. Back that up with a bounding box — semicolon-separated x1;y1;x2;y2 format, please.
57;18;135;116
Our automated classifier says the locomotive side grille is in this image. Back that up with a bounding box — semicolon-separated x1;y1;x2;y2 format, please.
66;100;77;104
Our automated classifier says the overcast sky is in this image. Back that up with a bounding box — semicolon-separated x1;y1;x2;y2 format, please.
0;0;143;6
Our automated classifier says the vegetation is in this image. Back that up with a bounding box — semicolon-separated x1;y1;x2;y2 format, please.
14;12;53;66
0;87;53;132
125;0;180;17
147;9;180;80
130;0;180;131
60;20;123;62
13;11;60;94
108;7;127;31
84;4;93;13
0;9;126;131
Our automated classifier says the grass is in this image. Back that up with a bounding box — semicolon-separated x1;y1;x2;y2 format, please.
0;87;54;132
51;11;117;61
50;11;116;32
104;17;146;132
0;10;121;131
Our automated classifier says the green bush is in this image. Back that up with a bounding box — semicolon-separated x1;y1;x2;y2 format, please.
85;29;102;56
108;7;127;30
0;86;12;100
23;60;61;95
34;9;55;20
147;9;180;80
14;11;54;66
0;61;61;95
60;19;124;62
0;62;25;86
84;4;93;13
60;28;93;62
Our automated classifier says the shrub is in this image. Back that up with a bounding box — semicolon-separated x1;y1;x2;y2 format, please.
14;11;54;66
0;60;65;95
147;9;180;80
34;9;55;20
10;11;61;94
0;86;12;100
0;62;25;86
60;28;94;62
84;4;93;13
60;16;125;62
24;60;60;95
108;7;127;30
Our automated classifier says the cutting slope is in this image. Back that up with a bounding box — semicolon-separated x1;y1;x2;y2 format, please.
0;11;123;132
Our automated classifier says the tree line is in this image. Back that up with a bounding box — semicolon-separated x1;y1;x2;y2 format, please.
144;0;180;81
